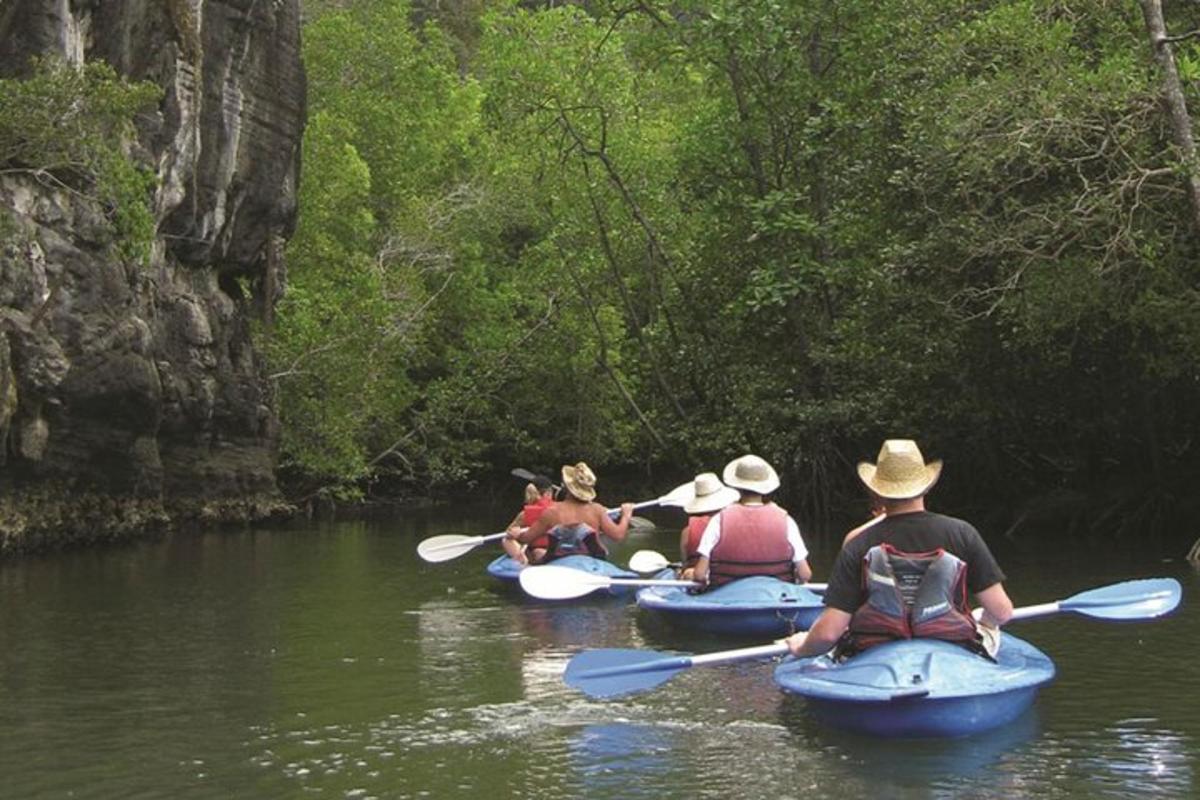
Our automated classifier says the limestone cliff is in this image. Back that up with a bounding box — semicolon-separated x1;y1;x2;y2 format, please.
0;1;305;554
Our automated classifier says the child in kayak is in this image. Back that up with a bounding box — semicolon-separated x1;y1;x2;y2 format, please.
502;474;556;565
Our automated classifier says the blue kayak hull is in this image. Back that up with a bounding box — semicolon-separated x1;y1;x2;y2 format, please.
486;555;641;598
774;635;1056;738
637;576;823;636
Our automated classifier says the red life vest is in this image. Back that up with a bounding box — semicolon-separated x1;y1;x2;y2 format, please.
522;496;554;550
708;503;795;587
682;514;710;568
842;544;981;656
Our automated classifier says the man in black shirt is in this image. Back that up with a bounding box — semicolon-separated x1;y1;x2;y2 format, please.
785;439;1013;658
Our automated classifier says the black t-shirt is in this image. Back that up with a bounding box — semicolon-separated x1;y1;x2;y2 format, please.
823;511;1006;613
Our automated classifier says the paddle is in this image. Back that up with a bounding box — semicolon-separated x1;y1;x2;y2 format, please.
510;467;561;492
417;482;693;563
417;530;514;563
520;563;701;599
628;549;677;573
975;577;1182;623
522;561;830;600
510;470;656;531
564;577;1182;699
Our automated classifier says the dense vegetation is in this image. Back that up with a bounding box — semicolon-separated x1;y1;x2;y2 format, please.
0;58;160;264
275;0;1200;538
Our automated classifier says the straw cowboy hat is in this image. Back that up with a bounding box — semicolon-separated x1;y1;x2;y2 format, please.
684;472;740;515
561;462;597;502
722;454;780;495
857;439;942;500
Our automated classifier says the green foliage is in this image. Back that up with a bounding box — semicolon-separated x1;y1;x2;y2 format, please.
0;57;161;262
280;0;1200;534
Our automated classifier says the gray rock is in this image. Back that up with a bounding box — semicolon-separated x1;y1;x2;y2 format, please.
0;1;304;553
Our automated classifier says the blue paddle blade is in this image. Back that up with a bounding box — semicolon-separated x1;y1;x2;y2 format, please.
1060;578;1181;620
565;648;691;699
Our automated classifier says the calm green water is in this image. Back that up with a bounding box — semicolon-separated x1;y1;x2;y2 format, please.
1;505;1197;799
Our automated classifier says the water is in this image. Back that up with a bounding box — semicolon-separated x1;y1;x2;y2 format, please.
0;505;1197;799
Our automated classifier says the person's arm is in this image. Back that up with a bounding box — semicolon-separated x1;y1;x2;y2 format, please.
785;517;812;583
785;608;852;657
974;582;1012;657
678;526;690;565
975;582;1013;627
512;506;555;545
506;510;525;535
691;515;722;584
596;502;634;541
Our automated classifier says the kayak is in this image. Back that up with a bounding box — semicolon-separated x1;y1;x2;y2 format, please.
773;634;1056;738
636;576;824;637
486;554;643;598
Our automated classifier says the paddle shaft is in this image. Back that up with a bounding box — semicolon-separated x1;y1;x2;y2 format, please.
1009;602;1060;621
577;643;789;680
588;575;827;592
422;532;507;554
608;577;698;589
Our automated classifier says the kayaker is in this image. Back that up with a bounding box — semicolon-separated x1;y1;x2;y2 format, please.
691;455;813;588
501;475;556;565
785;439;1012;660
677;472;740;580
506;462;635;563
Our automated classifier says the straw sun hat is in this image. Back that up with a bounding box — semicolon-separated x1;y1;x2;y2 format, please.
857;439;942;500
684;473;740;515
561;462;597;502
722;454;780;495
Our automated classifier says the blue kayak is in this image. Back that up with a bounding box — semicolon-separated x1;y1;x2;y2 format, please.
636;576;824;637
773;635;1056;738
486;555;642;598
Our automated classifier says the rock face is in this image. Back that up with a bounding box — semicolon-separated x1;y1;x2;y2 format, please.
0;1;305;554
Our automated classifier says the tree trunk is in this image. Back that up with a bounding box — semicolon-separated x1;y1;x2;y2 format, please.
1138;0;1200;239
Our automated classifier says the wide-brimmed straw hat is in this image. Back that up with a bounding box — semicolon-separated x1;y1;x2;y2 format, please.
857;439;942;500
722;454;780;495
561;462;597;502
684;472;740;515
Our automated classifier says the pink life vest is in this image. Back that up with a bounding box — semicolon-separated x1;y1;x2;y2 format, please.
708;503;795;587
682;514;711;568
841;544;981;656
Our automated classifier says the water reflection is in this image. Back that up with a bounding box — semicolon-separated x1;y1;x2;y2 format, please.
1048;718;1194;798
570;723;683;797
781;696;1042;786
1;515;1196;800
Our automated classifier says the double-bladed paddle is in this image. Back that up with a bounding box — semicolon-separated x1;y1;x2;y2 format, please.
417;530;515;563
563;577;1183;699
519;564;701;599
510;467;561;492
416;481;694;563
519;560;829;600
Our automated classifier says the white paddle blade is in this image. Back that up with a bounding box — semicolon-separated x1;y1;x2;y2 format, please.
628;516;658;532
417;534;486;563
628;549;674;573
658;481;697;508
519;565;609;600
